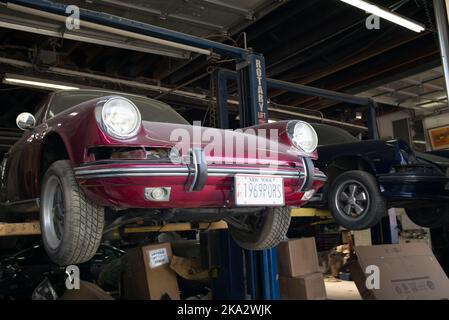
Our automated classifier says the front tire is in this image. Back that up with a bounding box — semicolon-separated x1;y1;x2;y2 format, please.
40;160;104;265
228;207;291;251
405;206;449;228
328;170;386;230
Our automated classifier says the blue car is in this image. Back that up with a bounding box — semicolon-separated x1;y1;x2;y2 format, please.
307;123;449;230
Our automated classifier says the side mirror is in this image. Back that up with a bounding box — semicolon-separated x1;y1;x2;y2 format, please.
16;112;36;131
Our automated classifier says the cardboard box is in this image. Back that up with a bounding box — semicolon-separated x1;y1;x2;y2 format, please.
350;243;449;300
278;238;319;277
122;242;180;300
61;281;114;300
170;255;209;281
280;273;327;300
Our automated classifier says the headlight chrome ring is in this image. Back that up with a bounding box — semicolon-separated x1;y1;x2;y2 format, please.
100;96;141;140
287;120;318;154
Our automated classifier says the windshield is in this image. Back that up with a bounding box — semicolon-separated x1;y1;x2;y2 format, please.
47;90;189;125
311;123;359;146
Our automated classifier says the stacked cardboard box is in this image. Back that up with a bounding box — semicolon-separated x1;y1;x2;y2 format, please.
122;242;180;300
278;237;327;300
349;243;449;300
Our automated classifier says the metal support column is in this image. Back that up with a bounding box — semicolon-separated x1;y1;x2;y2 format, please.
367;100;380;140
237;53;280;300
237;54;269;126
433;0;449;102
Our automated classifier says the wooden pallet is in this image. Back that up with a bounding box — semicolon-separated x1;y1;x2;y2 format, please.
0;221;41;236
0;220;228;236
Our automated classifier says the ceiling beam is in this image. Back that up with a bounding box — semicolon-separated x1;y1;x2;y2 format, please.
0;9;190;59
269;30;428;100
97;0;227;32
202;0;254;19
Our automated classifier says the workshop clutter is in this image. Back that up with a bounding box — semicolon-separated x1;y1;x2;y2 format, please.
278;238;327;300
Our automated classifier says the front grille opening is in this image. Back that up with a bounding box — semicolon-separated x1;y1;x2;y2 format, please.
89;147;173;161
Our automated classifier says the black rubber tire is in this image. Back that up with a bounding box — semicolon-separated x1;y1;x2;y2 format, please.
40;160;104;265
405;206;449;228
328;170;386;230
229;207;291;251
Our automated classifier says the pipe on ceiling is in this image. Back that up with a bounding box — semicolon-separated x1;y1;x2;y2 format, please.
433;0;449;109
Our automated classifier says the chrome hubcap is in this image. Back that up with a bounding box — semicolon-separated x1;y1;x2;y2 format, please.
42;176;65;250
335;181;369;218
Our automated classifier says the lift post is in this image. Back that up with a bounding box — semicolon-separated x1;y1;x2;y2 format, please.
214;55;280;300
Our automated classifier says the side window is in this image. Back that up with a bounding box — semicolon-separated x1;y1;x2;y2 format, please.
34;107;45;124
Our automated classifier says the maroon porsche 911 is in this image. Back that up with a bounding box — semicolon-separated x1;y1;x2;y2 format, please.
0;90;326;265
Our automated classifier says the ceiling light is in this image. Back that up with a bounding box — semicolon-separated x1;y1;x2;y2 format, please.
340;0;425;33
3;75;79;91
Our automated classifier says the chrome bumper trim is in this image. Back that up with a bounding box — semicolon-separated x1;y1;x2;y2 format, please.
73;165;309;180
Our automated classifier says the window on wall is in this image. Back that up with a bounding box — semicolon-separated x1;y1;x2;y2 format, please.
411;119;426;152
392;118;411;145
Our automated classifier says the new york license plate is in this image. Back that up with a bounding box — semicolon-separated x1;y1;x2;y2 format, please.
235;174;285;206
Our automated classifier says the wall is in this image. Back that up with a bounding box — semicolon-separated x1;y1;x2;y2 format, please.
376;111;411;139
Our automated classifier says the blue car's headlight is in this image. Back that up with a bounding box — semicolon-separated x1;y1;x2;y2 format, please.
101;97;141;139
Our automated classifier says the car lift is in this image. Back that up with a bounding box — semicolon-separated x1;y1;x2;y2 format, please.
1;0;387;300
213;68;382;299
1;0;274;301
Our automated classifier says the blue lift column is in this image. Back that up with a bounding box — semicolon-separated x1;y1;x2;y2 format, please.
237;54;281;300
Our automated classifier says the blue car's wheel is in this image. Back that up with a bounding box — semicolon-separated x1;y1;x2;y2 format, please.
40;160;104;266
328;170;386;230
405;207;449;228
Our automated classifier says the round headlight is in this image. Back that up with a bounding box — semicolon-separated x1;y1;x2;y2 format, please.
287;121;318;153
101;97;141;139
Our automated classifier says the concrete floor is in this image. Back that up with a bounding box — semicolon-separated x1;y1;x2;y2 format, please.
325;278;361;300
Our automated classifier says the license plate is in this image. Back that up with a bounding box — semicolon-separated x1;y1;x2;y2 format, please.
235;174;285;206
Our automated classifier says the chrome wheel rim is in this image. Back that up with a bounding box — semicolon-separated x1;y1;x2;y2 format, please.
335;180;370;218
42;176;65;250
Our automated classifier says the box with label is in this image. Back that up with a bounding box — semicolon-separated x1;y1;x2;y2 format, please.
278;238;319;277
350;243;449;300
280;273;327;300
122;242;180;300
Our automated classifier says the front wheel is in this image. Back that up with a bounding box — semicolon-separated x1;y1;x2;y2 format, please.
227;207;291;251
328;170;386;230
40;160;104;265
405;206;449;228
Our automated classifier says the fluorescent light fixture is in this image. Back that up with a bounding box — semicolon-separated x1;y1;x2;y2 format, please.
340;0;425;33
3;75;79;91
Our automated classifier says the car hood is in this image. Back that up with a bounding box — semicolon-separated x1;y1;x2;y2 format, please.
416;152;449;169
141;121;304;166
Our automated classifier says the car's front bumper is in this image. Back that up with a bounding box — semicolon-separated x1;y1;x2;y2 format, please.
74;161;327;208
378;173;449;203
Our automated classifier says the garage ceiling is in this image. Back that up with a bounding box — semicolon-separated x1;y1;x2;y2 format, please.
359;66;447;110
0;0;444;129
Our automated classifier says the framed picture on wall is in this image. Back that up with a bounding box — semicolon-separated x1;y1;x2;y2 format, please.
428;125;449;150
